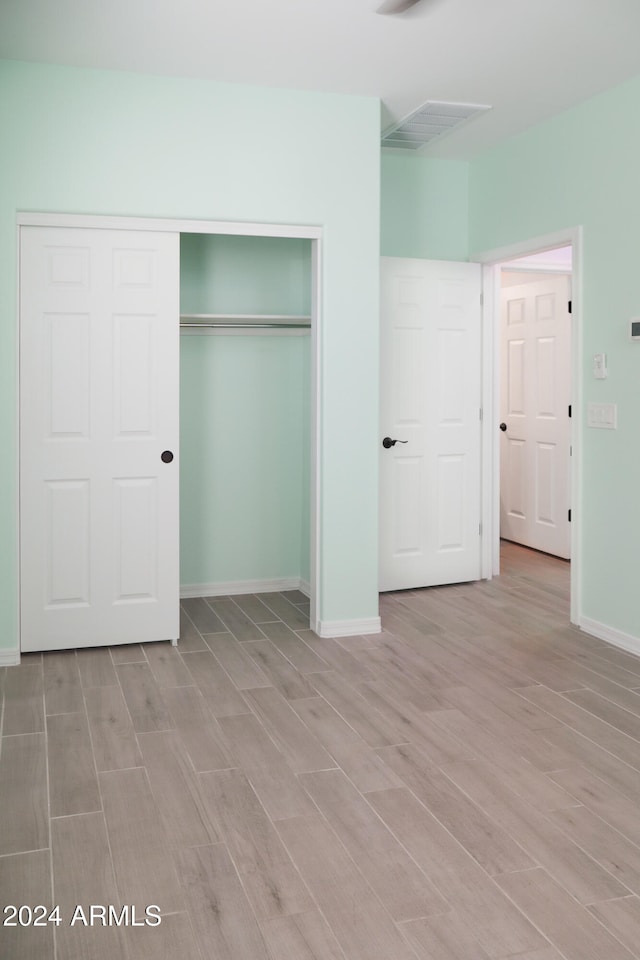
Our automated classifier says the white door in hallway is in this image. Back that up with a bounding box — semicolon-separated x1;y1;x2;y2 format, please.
20;226;180;651
379;257;482;592
500;274;571;559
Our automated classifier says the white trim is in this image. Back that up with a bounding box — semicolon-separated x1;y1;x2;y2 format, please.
501;264;571;275
17;212;322;651
580;617;640;658
480;271;497;581
16;211;322;240
299;580;311;598
480;260;503;579
473;226;583;625
318;617;381;638
0;648;20;667
180;578;307;599
15;220;22;665
310;238;321;632
471;228;581;265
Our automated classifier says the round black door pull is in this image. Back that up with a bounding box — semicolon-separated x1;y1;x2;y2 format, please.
161;450;174;463
382;437;408;449
499;423;507;432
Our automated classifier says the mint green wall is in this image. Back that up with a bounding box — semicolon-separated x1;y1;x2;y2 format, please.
179;234;311;588
180;335;309;587
469;72;640;639
0;59;380;650
381;153;469;259
180;234;311;315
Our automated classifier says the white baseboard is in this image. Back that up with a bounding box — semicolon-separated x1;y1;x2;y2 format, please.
181;577;307;599
299;580;311;599
579;616;640;658
317;617;381;639
0;648;20;667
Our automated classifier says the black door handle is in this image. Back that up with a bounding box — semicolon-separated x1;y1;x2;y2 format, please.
161;450;174;463
382;437;408;449
499;422;507;432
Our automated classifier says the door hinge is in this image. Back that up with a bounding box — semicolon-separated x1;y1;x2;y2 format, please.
568;509;572;522
568;300;572;314
479;522;482;536
570;445;573;456
479;407;483;421
568;404;572;418
480;292;484;307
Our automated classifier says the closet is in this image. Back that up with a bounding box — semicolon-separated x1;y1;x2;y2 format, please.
178;233;312;597
18;215;317;653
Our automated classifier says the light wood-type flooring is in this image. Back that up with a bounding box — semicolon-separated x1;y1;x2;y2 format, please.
3;542;640;959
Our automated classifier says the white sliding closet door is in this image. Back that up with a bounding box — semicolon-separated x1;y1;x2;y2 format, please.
20;226;180;651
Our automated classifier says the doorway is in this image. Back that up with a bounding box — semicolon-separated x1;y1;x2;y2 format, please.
178;233;313;600
498;246;572;560
477;227;582;626
17;212;323;654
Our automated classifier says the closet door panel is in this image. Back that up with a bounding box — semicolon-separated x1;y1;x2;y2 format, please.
113;313;156;437
46;312;92;438
45;479;91;606
20;226;180;652
113;477;158;602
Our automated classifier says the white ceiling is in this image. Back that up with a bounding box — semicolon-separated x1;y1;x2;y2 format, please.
2;0;640;159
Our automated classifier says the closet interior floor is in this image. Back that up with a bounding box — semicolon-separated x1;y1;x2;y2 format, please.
3;543;640;959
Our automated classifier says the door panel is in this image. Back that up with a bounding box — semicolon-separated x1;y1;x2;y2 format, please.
437;454;465;550
113;314;156;435
393;456;423;555
535;442;555;524
500;276;571;558
114;477;158;601
46;479;90;605
380;257;482;592
507;338;526;414
20;226;179;651
505;438;526;519
47;313;91;436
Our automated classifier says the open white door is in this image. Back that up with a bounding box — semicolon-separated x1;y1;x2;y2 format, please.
379;258;482;592
500;275;571;559
20;226;180;651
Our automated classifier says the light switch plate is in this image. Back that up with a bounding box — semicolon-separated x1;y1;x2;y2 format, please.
587;402;617;429
593;353;608;379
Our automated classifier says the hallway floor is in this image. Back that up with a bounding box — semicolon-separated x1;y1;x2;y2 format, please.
2;544;640;959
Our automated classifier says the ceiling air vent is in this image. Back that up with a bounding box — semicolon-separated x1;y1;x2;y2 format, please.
382;100;491;150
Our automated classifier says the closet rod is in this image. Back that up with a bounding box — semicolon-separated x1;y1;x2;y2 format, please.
180;321;311;329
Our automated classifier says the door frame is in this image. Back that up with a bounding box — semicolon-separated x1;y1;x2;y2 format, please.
473;226;582;625
16;210;323;646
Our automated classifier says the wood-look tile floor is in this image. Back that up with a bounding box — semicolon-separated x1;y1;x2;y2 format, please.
3;542;640;958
